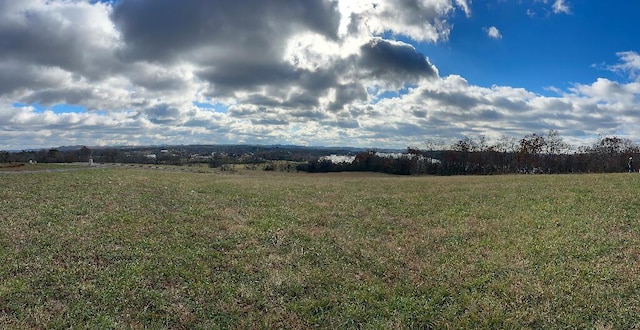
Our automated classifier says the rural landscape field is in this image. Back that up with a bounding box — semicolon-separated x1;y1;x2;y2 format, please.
2;166;640;328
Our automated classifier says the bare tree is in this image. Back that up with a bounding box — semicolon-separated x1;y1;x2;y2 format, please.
451;136;477;152
518;133;546;171
545;130;570;155
496;135;518;153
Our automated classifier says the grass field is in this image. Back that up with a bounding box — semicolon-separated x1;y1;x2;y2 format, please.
1;168;640;328
0;163;88;172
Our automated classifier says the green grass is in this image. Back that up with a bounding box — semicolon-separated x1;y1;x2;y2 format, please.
0;163;88;171
1;169;640;328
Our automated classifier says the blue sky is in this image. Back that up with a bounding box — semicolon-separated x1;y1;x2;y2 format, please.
425;1;640;94
1;0;639;150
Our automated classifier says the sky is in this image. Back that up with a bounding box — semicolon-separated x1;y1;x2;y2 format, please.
1;0;640;150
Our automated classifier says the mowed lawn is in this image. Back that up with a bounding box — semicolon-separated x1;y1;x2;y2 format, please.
1;168;640;328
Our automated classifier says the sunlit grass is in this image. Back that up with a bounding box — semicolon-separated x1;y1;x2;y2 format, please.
1;169;640;328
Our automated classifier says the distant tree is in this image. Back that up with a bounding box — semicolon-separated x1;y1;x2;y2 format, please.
588;135;639;172
304;158;338;173
595;135;625;154
519;133;546;155
491;135;518;173
448;136;476;174
476;135;489;152
209;153;224;168
518;133;546;171
544;130;571;173
77;146;92;162
495;135;518;153
424;138;446;151
352;150;383;172
451;136;477;152
101;149;123;163
545;130;570;155
46;149;61;163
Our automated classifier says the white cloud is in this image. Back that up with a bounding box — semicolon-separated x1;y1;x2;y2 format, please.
485;26;502;39
552;0;571;14
337;0;471;43
528;0;571;17
608;51;640;81
454;0;472;17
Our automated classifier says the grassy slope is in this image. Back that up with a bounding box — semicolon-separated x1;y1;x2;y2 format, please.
1;169;640;328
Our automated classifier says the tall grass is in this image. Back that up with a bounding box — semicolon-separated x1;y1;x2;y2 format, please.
1;169;640;328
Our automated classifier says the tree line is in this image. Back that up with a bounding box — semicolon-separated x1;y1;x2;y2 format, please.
0;145;361;167
298;131;640;175
2;131;638;175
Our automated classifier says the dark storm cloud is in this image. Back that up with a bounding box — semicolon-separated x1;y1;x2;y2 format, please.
346;12;364;35
227;105;263;117
479;109;503;120
289;109;328;120
543;99;573;112
127;69;192;92
240;87;321;109
198;61;300;95
0;15;77;69
0;9;94;72
111;0;340;62
320;118;360;129
491;97;532;112
0;2;119;96
252;118;289;126
22;88;94;107
421;89;480;109
329;82;368;111
286;92;322;109
242;95;283;108
203;60;361;112
359;38;438;81
111;0;345;105
8;4;123;73
145;103;183;124
0;62;47;95
412;109;428;118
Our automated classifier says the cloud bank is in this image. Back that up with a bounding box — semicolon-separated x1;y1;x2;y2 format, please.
0;0;638;150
